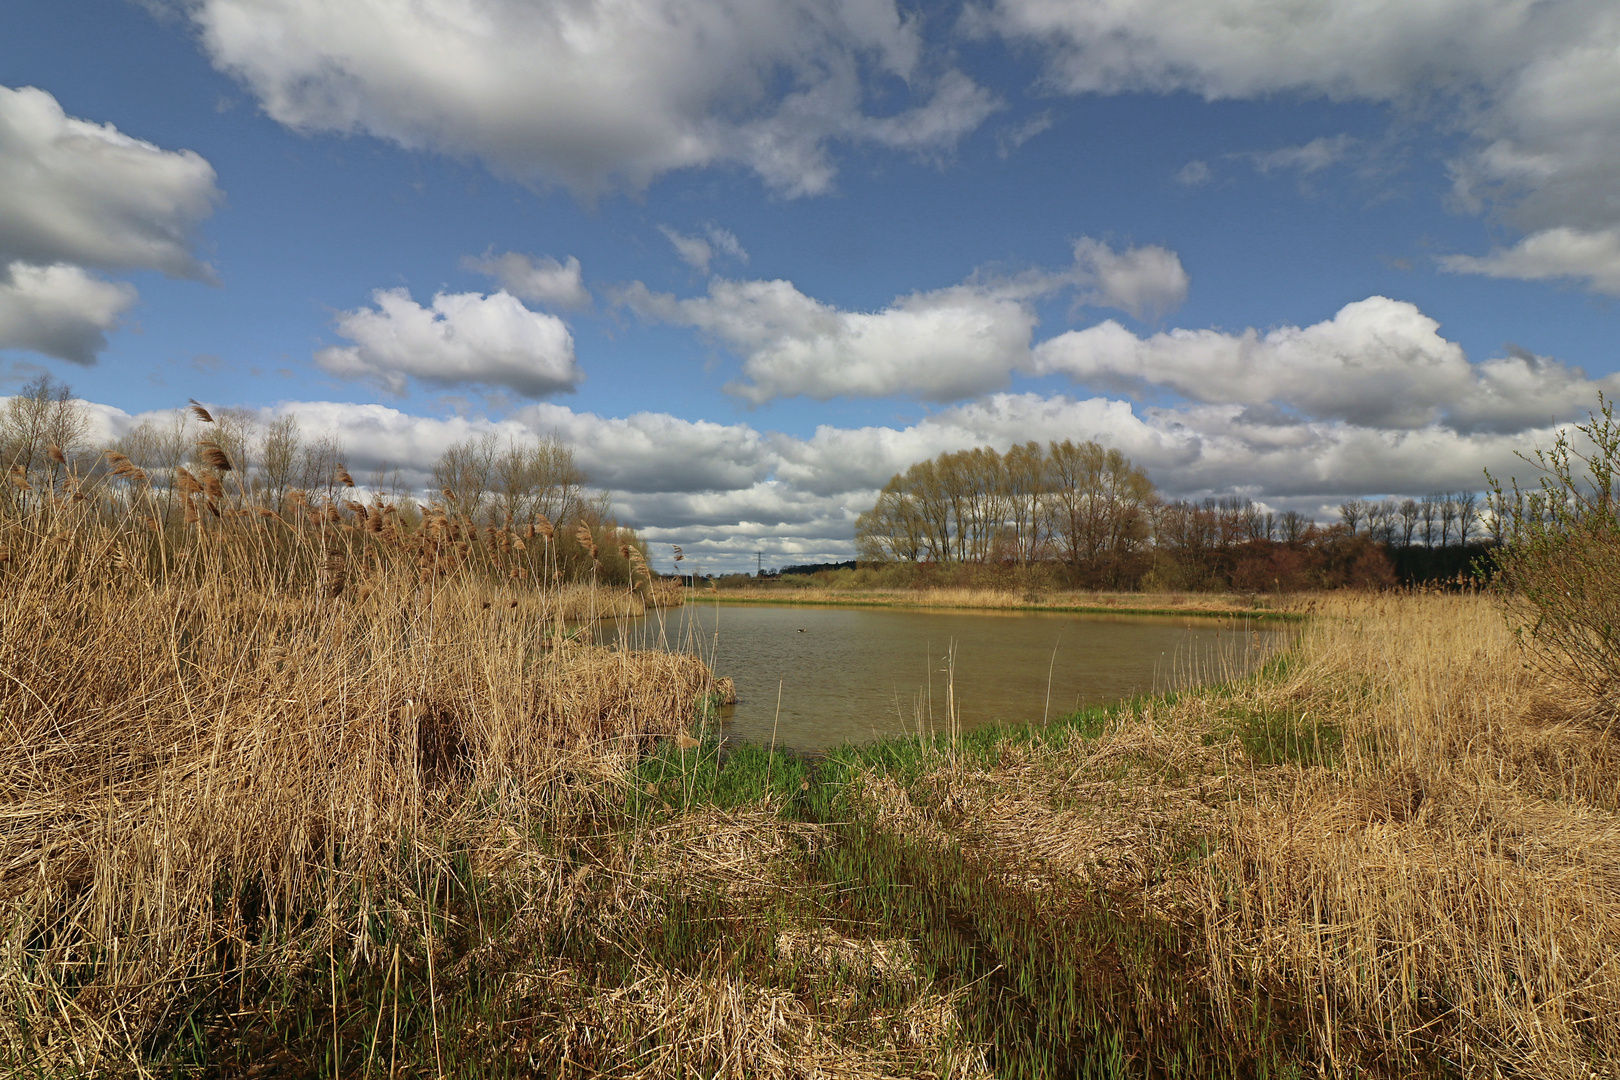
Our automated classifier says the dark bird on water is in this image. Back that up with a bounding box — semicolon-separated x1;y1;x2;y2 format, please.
796;628;806;633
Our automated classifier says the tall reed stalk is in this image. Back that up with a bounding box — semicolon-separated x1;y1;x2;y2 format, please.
0;469;707;1072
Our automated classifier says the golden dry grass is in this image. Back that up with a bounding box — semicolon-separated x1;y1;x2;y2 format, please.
0;498;712;1070
847;592;1620;1075
6;472;1616;1076
503;963;991;1080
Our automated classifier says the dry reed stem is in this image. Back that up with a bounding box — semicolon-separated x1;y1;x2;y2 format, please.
847;593;1620;1076
505;963;991;1080
632;807;828;900
0;497;715;1068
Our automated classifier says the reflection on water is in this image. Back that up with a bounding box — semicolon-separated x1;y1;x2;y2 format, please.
614;601;1289;751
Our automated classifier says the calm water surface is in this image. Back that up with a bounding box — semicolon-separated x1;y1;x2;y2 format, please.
617;602;1287;751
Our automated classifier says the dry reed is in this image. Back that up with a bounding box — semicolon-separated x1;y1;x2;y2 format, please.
0;486;711;1071
844;592;1620;1075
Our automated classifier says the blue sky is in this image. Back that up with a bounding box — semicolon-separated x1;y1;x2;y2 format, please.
3;0;1618;570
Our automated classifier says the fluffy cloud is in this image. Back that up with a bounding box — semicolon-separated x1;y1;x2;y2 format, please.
462;251;591;309
183;0;997;196
80;383;1587;571
314;288;582;397
513;403;773;494
1439;227;1620;295
0;86;220;278
977;0;1620;293
0;263;136;365
1033;296;1620;433
659;225;748;274
625;276;1039;404
0;86;220;364
1071;238;1188;320
622;238;1188;403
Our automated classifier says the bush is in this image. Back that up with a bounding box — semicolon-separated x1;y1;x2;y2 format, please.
1489;396;1620;717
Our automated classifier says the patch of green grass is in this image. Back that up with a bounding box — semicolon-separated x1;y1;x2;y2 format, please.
1229;707;1343;767
630;736;814;817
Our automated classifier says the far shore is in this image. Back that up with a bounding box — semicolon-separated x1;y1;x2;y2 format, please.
688;584;1304;620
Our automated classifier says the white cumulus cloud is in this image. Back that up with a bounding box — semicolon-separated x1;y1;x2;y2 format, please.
314;288;582;398
1071;238;1188;320
0;86;220;364
0;85;220;279
1439;226;1620;296
977;0;1620;294
461;251;591;310
1033;295;1620;433
82;383;1596;572
622;238;1189;403
0;263;136;366
183;0;998;196
624;276;1041;404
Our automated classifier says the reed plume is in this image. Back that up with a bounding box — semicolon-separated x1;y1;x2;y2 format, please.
197;441;233;471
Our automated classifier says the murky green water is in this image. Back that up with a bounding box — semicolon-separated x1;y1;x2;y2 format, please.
617;601;1290;751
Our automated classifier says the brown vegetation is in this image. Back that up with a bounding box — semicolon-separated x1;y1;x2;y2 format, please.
855;439;1489;591
3;390;1617;1076
0;460;707;1071
842;592;1620;1073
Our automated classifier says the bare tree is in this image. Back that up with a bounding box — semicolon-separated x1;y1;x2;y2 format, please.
1439;494;1458;546
1279;510;1309;544
491;434;586;527
433;434;498;519
258;415;301;511
115;411;190;518
1456;490;1480;545
1045;439;1155;581
1363;499;1393;543
1241;499;1267;541
1485;490;1510;545
1397;498;1419;547
1002;440;1046;565
1337;498;1367;534
1420;494;1441;545
297;432;346;505
1;375;90;489
192;406;255;504
856;477;925;563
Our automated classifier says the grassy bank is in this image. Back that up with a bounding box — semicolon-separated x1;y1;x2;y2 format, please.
699;584;1300;620
3;484;1615;1074
647;592;1620;1076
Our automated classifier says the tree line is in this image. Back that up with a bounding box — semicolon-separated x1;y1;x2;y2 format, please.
857;440;1499;591
0;375;649;585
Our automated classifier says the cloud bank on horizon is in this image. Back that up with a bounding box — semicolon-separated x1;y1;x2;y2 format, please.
2;0;1619;569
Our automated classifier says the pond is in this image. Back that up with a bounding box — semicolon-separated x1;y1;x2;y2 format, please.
616;601;1290;751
